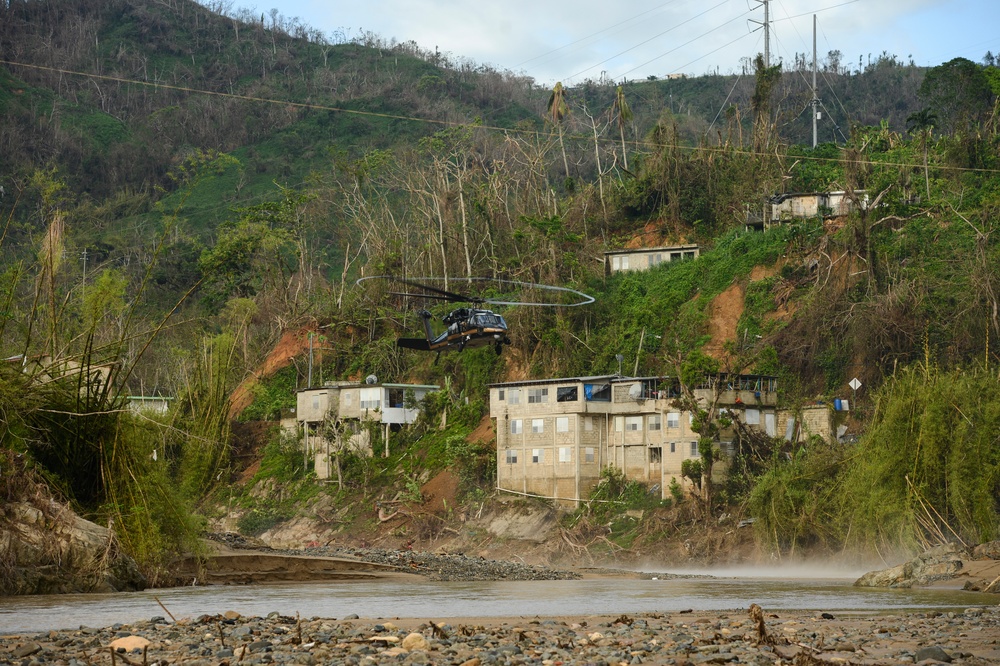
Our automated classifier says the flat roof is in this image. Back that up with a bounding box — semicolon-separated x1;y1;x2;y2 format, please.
604;244;699;257
489;373;776;389
297;382;439;393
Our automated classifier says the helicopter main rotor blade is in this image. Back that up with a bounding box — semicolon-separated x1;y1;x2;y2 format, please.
397;278;482;304
388;290;454;302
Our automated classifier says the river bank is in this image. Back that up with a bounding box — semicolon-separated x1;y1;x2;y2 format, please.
3;604;999;665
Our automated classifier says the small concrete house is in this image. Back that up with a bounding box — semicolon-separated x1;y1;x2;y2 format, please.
126;395;173;415
604;244;699;275
489;373;778;505
295;381;438;479
747;191;868;229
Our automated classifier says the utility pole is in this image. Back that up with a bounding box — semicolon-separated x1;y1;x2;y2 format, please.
81;248;88;304
750;0;771;68
812;14;819;148
764;0;770;68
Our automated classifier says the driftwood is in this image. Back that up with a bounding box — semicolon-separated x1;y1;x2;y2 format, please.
748;603;774;646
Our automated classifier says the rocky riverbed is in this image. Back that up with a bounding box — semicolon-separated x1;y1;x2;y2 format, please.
3;605;1000;665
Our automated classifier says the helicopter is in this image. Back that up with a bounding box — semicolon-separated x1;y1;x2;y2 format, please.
356;276;595;354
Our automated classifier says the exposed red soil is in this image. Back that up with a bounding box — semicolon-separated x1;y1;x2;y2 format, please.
419;470;461;516
703;282;745;360
228;326;317;419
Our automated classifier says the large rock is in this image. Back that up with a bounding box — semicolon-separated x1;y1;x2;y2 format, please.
0;501;146;595
972;540;1000;560
854;543;969;588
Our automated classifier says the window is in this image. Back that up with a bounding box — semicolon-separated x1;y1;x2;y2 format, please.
507;389;520;405
670;442;676;453
528;388;549;404
670;252;681;261
558;447;572;463
510;419;523;435
360;388;381;410
505;449;518;464
584;447;595;463
584;383;611;402
344;392;353;406
650;447;662;464
498;389;505;401
531;418;544;434
648;414;662;431
745;408;761;425
556;417;569;433
667;412;680;429
557;386;578;402
611;256;622;270
690;441;699;456
625;416;642;431
614;416;624;432
532;448;543;464
584;416;594;431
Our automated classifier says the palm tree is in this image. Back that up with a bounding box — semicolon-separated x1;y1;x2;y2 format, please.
610;86;633;170
906;107;937;200
547;82;571;180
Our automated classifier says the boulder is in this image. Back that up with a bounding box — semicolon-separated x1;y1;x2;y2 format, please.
854;543;969;589
972;540;1000;560
1;501;146;595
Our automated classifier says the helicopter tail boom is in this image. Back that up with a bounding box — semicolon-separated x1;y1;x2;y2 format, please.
397;337;433;351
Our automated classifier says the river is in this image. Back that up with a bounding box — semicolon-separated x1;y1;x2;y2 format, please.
2;569;995;635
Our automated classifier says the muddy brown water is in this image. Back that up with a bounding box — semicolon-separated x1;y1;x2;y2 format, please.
2;573;996;634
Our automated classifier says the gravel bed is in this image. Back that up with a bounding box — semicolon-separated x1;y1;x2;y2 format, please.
206;533;581;582
3;606;999;665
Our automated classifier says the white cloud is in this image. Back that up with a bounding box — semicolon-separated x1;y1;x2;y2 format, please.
272;0;998;85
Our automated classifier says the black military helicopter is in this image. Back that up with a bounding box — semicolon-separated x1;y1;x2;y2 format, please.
356;276;594;354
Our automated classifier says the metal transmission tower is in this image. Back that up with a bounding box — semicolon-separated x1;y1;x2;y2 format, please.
749;0;771;67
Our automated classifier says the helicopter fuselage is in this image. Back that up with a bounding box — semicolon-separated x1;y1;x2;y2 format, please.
398;307;511;352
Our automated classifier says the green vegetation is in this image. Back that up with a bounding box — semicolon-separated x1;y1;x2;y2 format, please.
2;0;999;572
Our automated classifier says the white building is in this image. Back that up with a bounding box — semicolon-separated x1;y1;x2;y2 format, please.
604;244;700;275
294;381;438;479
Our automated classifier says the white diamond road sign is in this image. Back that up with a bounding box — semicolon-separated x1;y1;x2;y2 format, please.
849;378;862;391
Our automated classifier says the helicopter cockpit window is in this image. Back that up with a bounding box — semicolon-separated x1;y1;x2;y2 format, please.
584;383;611;402
474;313;502;327
557;386;578;402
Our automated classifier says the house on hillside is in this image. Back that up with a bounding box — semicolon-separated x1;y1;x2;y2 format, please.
604;244;700;275
5;353;116;401
489;373;778;505
746;191;867;229
294;381;439;480
126;395;173;415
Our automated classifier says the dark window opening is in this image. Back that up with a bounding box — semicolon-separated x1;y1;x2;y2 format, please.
557;386;578;402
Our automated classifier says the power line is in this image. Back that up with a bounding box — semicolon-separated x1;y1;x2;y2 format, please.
3;58;1000;176
515;0;686;70
610;4;757;80
562;0;731;83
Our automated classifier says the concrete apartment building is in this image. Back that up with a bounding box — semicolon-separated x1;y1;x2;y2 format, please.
489;373;777;505
604;244;700;275
294;381;438;479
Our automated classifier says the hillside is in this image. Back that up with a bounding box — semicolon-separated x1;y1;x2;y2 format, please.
2;0;1000;588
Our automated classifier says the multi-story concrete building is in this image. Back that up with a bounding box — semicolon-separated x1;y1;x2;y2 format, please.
294;381;438;479
489;373;777;505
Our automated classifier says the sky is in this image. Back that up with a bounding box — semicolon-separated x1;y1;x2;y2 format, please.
244;0;999;87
